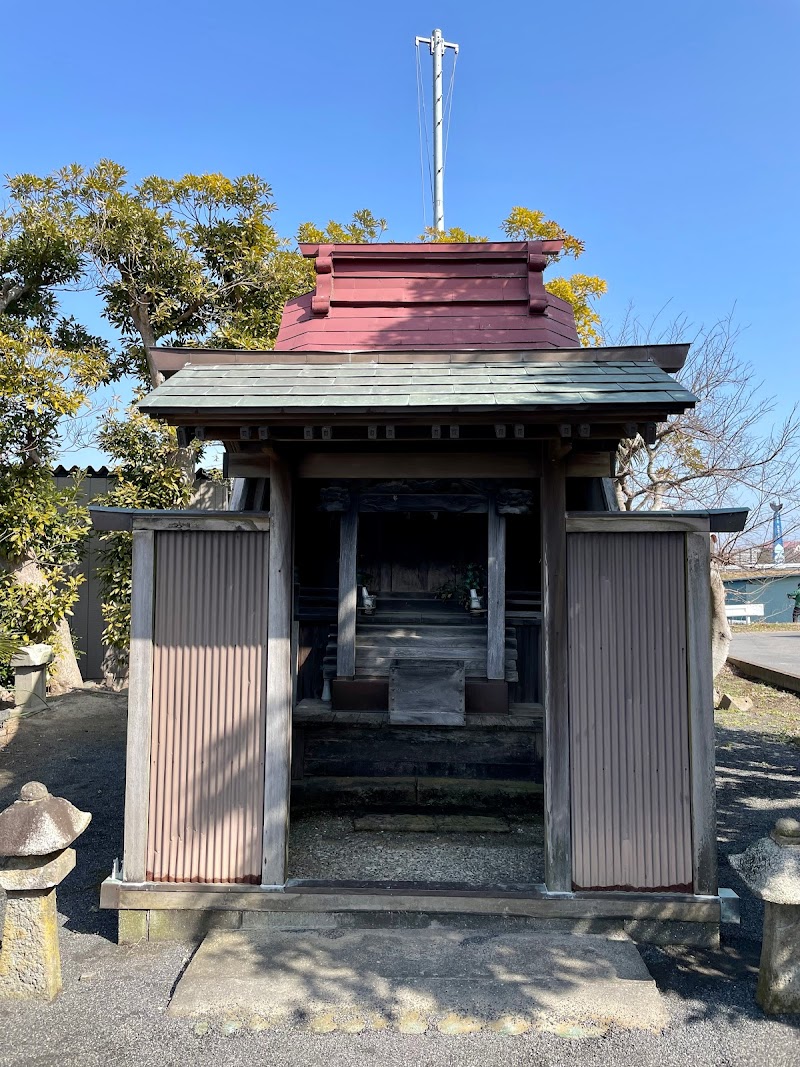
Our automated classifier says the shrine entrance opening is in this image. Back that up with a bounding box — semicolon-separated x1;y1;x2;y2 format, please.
288;476;545;888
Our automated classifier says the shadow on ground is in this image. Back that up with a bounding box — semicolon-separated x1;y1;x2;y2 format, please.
0;687;127;942
0;691;799;1065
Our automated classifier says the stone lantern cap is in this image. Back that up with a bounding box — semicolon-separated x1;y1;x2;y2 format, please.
0;782;91;857
9;644;53;668
729;817;800;905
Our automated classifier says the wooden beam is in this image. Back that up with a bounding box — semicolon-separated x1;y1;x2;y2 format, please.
336;499;358;678
567;514;709;534
541;450;572;893
685;532;718;895
233;450;607;481
103;879;723;922
132;515;270;533
296;452;542;480
123;529;155;883
262;454;293;886
565;453;614;478
487;507;506;680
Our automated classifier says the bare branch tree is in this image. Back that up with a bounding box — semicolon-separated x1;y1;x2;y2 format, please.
606;305;800;678
609;306;800;563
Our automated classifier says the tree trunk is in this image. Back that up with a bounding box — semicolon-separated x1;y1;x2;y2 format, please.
11;558;84;694
710;564;731;679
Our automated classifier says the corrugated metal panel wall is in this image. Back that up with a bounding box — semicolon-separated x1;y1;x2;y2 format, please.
146;530;269;883
568;532;692;892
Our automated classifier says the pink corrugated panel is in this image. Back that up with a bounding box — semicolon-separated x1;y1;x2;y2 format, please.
147;530;269;883
567;532;693;892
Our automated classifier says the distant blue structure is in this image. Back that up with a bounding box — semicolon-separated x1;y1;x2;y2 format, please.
771;501;784;562
724;569;800;623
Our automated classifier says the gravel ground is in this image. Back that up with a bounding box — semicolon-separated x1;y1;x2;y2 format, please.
0;686;798;1066
289;813;545;883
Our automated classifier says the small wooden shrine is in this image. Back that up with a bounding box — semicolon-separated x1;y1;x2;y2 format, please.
95;241;744;943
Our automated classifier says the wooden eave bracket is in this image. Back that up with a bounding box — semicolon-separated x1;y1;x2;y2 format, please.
310;244;334;316
527;252;549;314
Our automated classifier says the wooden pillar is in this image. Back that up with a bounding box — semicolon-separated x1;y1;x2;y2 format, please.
337;499;358;678
262;454;293;885
686;529;718;895
541;449;572;893
487;504;506;680
123;528;155;883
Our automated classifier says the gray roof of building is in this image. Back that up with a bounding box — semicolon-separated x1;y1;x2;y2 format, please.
139;360;696;416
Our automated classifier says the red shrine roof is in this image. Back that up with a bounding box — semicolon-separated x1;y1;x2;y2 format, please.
273;241;580;352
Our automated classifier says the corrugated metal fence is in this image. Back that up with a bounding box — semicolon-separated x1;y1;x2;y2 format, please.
53;468;230;679
567;531;693;892
146;529;269;883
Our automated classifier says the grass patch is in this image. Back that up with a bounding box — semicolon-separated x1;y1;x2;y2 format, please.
716;663;800;745
730;622;800;633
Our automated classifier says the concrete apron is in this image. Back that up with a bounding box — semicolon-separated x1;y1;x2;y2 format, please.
168;928;668;1035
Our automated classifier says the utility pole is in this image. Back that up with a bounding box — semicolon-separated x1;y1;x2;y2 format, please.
415;28;459;231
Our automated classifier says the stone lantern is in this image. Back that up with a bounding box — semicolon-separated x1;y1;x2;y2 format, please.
9;644;53;712
730;816;800;1014
0;782;91;1000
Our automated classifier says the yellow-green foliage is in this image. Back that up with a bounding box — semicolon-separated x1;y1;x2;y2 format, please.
0;329;108;652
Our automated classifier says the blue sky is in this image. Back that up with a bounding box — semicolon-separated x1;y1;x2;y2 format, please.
4;0;799;465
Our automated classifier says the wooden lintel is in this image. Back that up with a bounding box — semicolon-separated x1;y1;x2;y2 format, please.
229;449;609;481
296;452;542;480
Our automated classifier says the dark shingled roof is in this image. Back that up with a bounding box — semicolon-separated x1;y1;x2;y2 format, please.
138;360;696;417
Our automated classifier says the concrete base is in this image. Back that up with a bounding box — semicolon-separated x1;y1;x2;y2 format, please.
118;906;721;949
757;901;800;1014
118;908;242;945
0;888;61;1000
13;665;48;712
167;928;669;1032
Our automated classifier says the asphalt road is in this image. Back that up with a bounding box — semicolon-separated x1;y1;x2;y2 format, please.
729;631;800;693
